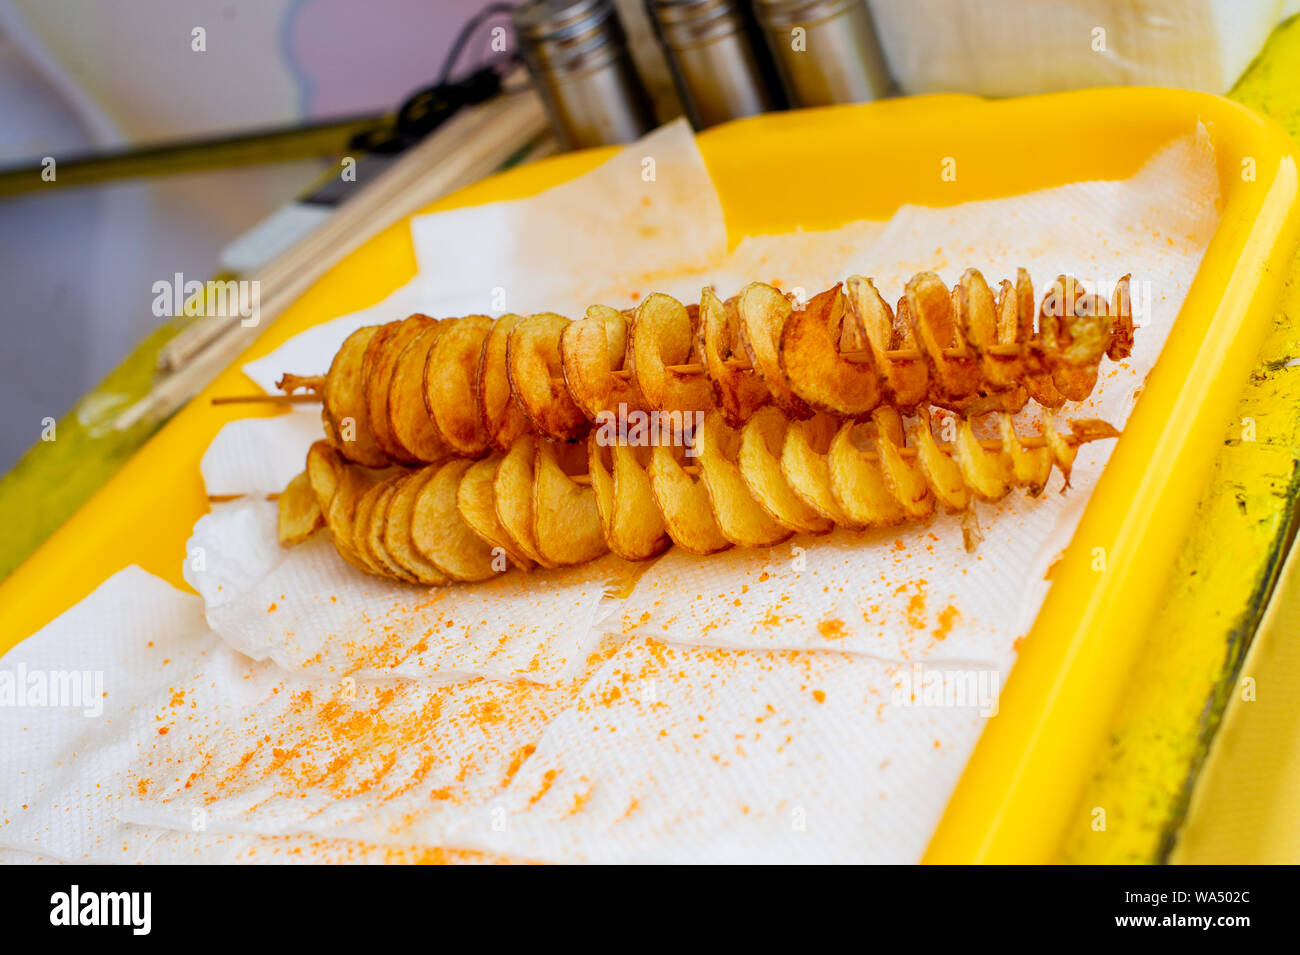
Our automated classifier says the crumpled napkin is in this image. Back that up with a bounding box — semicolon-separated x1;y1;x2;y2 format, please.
0;569;524;864
187;490;637;685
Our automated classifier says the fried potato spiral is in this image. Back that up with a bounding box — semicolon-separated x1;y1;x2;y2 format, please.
280;409;1119;585
280;269;1134;469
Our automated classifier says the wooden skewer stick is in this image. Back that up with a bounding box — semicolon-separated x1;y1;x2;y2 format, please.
207;425;1116;502
643;341;1026;376
217;341;1035;407
568;344;994;383
580;424;1113;475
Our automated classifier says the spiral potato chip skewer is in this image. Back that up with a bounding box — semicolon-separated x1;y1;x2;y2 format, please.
276;407;1120;585
278;269;1134;470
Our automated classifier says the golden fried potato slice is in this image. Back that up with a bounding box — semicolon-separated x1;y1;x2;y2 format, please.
905;271;980;409
324;466;362;553
533;439;608;565
952;416;1011;502
364;314;431;464
780;413;858;526
384;469;450;585
738;282;812;419
956;269;997;350
699;288;768;427
305;440;344;514
507;312;588;442
1039;276;1109;401
648;444;731;555
352;479;387;574
1013;267;1037;346
994;279;1019;345
1108;273;1135;360
992;273;1033;368
1068;418;1122;442
698;411;793;548
964;270;1024;393
997;412;1053;496
913;409;968;512
1015;269;1064;408
424;315;493;456
588;434;669;561
562;305;643;422
872;405;906;446
828;422;906;527
1049;418;1121;490
321;406;341;447
1064;291;1110;399
874;409;934;520
977;268;1034;418
389;323;452;464
360;322;394;437
588;435;615;534
844;276;928;411
362;480;419;583
456;456;536;571
1024;370;1065;409
493;434;555;568
325;326;390;467
478;313;532;452
629;293;713;421
737;406;832;534
778;283;882;417
964;379;1030;416
330;467;385;574
611;443;671;560
1042;417;1077;489
278;470;324;546
325;469;378;574
411;458;499;582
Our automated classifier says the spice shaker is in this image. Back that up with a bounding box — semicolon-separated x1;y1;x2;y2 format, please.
753;0;892;106
512;0;658;149
644;0;778;129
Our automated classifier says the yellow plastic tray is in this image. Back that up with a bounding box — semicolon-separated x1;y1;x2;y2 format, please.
1;88;1296;863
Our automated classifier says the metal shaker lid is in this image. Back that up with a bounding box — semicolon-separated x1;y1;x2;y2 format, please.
753;0;863;30
512;0;628;76
644;0;748;50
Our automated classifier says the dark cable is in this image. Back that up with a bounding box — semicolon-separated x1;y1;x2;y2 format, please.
347;4;522;155
437;2;518;87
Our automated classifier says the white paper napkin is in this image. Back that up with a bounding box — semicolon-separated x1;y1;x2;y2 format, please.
201;413;325;497
409;118;728;317
0;569;522;864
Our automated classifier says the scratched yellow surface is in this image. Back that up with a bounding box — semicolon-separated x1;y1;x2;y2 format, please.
1173;531;1300;864
1063;15;1300;864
